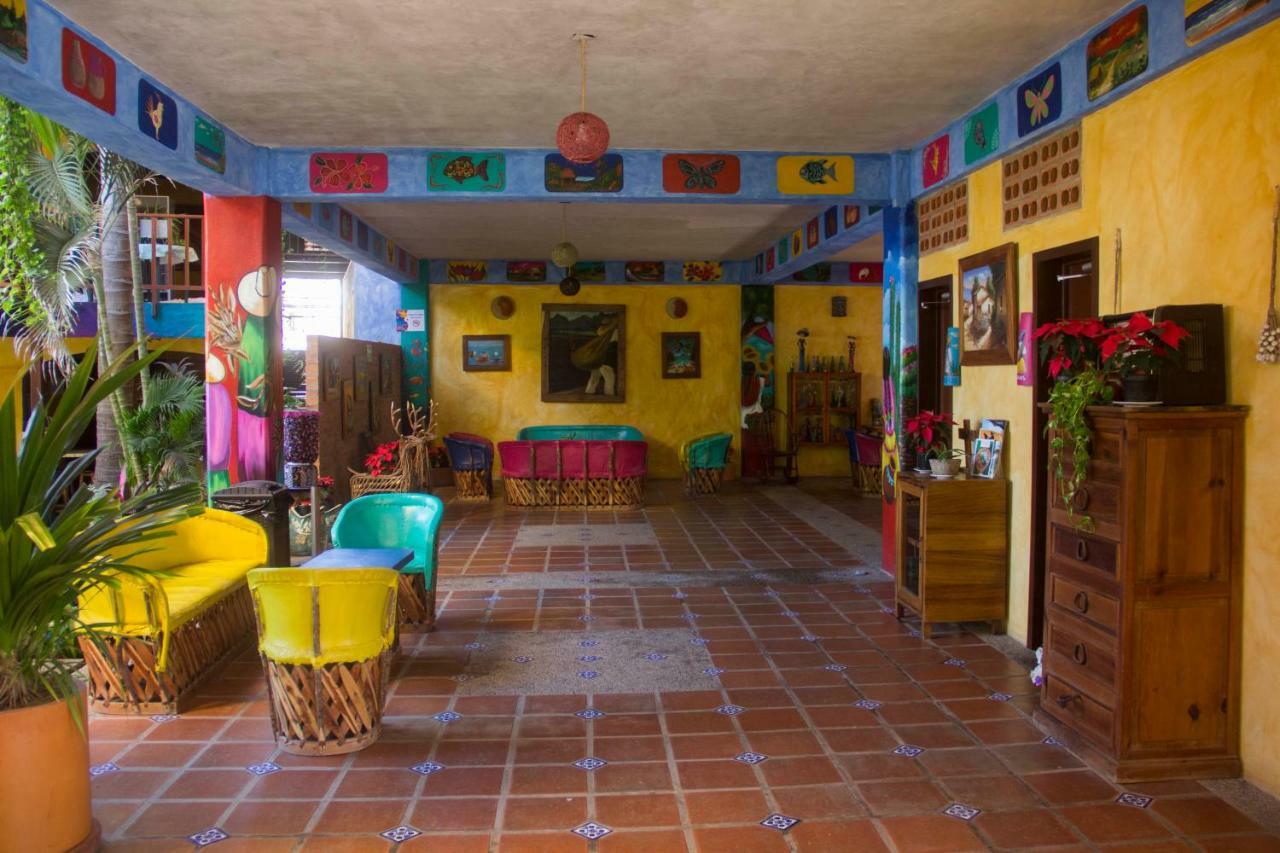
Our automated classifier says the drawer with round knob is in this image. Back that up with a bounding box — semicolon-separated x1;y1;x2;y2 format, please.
1048;571;1119;634
1045;611;1118;703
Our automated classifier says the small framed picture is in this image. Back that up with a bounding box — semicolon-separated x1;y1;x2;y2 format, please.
324;355;341;400
463;335;511;372
661;332;701;379
379;352;395;395
340;381;355;437
959;242;1019;366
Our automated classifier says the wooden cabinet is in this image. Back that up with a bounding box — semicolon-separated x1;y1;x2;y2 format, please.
1035;406;1247;782
788;371;861;445
894;473;1009;637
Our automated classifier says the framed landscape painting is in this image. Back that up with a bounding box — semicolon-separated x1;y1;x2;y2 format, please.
959;243;1018;366
462;335;511;372
541;304;625;403
661;332;701;379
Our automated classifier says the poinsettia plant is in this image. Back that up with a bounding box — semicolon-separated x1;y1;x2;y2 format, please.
363;441;399;476
1100;312;1190;376
903;410;955;460
1034;318;1109;379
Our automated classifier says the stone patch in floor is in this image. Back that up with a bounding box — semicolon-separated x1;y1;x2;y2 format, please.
513;522;658;548
441;628;714;695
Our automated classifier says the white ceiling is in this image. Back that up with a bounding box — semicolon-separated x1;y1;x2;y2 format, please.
345;201;828;260
53;0;1126;151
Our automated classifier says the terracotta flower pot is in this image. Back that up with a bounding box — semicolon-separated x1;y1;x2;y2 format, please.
0;689;99;852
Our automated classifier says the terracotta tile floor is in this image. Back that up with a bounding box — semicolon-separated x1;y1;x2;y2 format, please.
88;481;1280;851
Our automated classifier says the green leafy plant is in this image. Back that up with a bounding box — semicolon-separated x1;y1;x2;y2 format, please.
0;342;201;712
0;97;47;332
118;362;206;493
1044;367;1114;530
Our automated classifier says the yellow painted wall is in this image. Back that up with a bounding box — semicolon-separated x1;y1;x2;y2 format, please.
917;19;1280;794
775;286;882;476
430;285;743;479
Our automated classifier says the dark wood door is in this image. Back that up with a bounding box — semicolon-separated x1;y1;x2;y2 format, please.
917;276;953;417
1028;239;1098;649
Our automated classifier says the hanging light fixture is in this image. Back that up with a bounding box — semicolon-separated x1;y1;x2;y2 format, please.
551;203;579;268
556;34;610;164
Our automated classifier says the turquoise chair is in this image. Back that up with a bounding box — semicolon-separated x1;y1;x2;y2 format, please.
331;493;444;629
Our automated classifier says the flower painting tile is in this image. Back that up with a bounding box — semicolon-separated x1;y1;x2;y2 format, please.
310;152;389;193
62;29;115;114
683;261;723;283
662;153;741;194
923;134;950;188
194;116;226;174
447;261;487;283
776;155;855;195
428;152;505;192
137;79;177;149
1087;6;1149;101
1017;63;1062;137
545;154;623;193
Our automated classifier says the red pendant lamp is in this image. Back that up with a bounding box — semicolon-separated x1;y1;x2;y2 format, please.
556;34;609;164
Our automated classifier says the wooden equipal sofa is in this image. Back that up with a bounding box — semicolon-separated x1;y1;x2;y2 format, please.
78;508;268;715
500;425;647;507
680;432;734;494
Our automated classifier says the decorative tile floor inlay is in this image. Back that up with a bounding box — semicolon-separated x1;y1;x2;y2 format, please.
989;692;1013;701
379;826;422;843
893;744;926;757
188;828;228;847
760;813;801;831
409;761;446;776
575;708;606;719
735;752;769;765
245;762;280;776
572;757;608;771
1117;792;1155;808
571;822;613;840
89;762;119;777
944;803;983;821
715;704;746;716
432;710;462;723
853;699;883;710
514;522;658;547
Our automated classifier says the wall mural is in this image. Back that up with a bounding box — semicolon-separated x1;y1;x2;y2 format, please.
1087;6;1149;101
661;154;741;194
137;79;177;149
206;266;280;492
541;304;626;403
545;153;624;192
776;155;855;195
61;29;115;114
428;152;505;192
881;206;919;572
963;101;999;164
1185;0;1268;44
194;116;225;174
0;0;26;61
625;261;664;282
309;152;389;193
400;274;430;410
740;285;775;478
1017;62;1062;137
922;135;950;188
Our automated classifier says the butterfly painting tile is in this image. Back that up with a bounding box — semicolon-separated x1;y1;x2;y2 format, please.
1017;63;1062;137
662;154;741;194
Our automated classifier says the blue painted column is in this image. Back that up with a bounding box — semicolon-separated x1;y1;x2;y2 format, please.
880;203;919;573
399;262;430;411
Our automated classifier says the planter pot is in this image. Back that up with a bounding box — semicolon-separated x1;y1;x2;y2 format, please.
929;457;962;477
289;504;341;557
1121;372;1160;403
0;689;99;852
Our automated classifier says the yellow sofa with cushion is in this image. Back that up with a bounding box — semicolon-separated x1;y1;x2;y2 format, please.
78;508;269;715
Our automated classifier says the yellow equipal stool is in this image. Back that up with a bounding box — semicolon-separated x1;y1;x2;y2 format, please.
247;568;399;756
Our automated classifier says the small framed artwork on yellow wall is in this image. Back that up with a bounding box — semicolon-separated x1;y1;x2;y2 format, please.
959;243;1018;366
463;335;511;372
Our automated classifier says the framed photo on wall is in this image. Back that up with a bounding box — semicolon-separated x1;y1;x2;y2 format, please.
462;335;511;372
959;243;1018;365
324;355;341;401
541;304;626;403
340;380;355;438
661;332;701;379
379;352;395;394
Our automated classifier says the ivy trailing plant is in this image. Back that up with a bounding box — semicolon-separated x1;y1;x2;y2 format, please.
0;96;47;334
1043;367;1113;531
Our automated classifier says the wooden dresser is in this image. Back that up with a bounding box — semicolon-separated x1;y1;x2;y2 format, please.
1036;406;1247;782
894;473;1009;637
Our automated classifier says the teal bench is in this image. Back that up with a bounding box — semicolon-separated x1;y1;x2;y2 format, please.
516;425;643;441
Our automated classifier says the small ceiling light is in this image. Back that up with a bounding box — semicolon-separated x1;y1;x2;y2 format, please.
556;34;610;164
551;203;579;269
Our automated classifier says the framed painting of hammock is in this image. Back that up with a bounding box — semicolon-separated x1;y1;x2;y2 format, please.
541;304;626;403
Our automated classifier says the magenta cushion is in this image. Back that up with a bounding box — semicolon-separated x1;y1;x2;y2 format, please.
500;439;647;480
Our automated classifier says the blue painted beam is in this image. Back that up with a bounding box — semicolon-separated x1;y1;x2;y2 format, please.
747;206;884;285
0;0;262;195
904;0;1280;199
426;259;750;285
266;148;892;205
280;202;414;283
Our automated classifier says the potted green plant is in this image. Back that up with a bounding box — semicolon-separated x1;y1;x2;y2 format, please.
1035;318;1113;529
1100;311;1190;403
0;344;201;851
903;410;958;476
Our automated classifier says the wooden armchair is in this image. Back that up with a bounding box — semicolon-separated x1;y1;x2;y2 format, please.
743;406;799;484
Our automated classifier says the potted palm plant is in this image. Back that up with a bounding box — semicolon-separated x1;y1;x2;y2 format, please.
0;344;201;852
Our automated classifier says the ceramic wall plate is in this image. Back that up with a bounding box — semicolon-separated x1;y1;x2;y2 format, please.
491;296;516;319
666;297;689;319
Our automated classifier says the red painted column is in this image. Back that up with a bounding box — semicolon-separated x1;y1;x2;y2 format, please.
203;196;283;493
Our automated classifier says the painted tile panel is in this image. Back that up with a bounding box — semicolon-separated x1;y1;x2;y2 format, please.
776;155;855;195
545;154;623;192
137;79;177;150
194;116;226;174
62;29;115;114
428;152;505;192
310;152;389;193
661;154;741;194
1087;6;1149;101
1016;63;1062;137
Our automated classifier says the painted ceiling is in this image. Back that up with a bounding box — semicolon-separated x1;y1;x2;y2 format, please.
50;0;1127;151
343;202;829;261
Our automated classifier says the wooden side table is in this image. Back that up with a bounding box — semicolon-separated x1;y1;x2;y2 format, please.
894;472;1009;637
